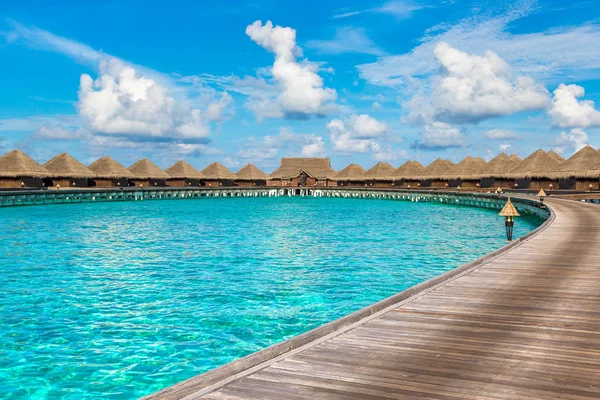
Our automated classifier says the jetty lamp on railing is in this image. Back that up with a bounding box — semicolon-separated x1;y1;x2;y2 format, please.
538;188;547;205
499;197;520;242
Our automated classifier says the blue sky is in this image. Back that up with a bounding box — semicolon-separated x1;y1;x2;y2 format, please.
1;0;599;172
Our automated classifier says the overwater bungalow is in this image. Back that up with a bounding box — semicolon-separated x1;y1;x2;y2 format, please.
128;159;169;187
235;163;268;187
552;145;600;190
43;152;96;188
268;158;337;187
88;156;134;187
441;156;488;188
165;160;205;187
548;150;565;164
478;153;522;189
507;149;562;189
0;149;50;189
392;160;426;188
364;162;396;187
334;163;366;187
418;158;455;188
201;162;238;187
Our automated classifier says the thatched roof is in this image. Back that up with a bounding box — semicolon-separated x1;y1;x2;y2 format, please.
442;156;488;180
43;153;96;179
236;163;268;180
270;158;336;179
364;162;396;181
335;163;366;180
507;149;563;179
165;160;205;179
0;149;50;178
548;150;565;163
499;198;520;217
552;145;600;179
418;158;455;179
480;153;522;178
88;156;135;179
201;162;238;180
392;160;425;179
508;154;522;163
128;159;169;180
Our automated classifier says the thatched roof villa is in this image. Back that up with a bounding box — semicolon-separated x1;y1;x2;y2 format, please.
88;156;134;187
235;163;268;186
417;158;455;187
507;149;562;189
552;145;600;190
165;160;205;187
442;156;488;187
335;163;366;187
0;149;50;188
364;162;395;187
201;162;238;187
43;152;96;188
392;161;426;187
478;153;522;188
268;158;337;187
128;158;169;187
548;150;565;163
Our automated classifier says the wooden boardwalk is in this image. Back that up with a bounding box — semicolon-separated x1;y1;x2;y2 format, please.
150;198;600;400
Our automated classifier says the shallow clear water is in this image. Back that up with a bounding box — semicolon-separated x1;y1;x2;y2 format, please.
0;197;542;399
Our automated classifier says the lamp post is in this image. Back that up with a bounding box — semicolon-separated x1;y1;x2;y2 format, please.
589;183;594;192
537;188;547;205
499;197;520;241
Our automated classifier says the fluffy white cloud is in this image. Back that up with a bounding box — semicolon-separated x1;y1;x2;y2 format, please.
245;20;337;120
357;6;600;87
427;42;549;123
553;128;589;155
549;84;600;128
306;27;385;56
484;129;518;140
78;58;210;140
328;114;389;154
204;92;234;122
236;127;326;161
412;122;467;150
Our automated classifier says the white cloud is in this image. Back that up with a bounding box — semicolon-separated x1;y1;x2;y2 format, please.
204;92;234;122
411;122;467;150
306;27;385;56
236;127;326;162
32;125;90;140
484;129;518;140
425;42;549;123
357;6;600;87
372;146;409;162
78;58;209;140
333;1;424;19
553;128;589;155
372;101;382;110
245;20;337;120
549;84;600;129
328;114;389;154
499;142;511;152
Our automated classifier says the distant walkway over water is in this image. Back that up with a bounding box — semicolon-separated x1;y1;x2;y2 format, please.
147;198;600;400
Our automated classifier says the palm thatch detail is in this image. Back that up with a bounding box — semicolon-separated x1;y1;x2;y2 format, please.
552;145;600;179
335;163;366;180
88;156;134;179
165;160;205;179
0;149;50;178
236;163;268;180
43;153;96;178
201;162;238;180
128;159;169;179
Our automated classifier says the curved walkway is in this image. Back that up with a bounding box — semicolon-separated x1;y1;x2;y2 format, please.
149;198;600;400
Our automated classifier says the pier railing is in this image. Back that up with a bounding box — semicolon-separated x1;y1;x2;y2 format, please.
0;186;549;219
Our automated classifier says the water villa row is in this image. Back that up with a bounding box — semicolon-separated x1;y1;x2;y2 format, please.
2;146;600;190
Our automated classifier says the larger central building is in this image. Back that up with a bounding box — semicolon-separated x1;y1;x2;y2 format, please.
268;158;337;187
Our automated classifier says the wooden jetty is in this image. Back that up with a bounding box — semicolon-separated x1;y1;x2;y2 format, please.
146;197;600;400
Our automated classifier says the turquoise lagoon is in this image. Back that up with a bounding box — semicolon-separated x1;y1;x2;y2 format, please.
0;197;543;399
